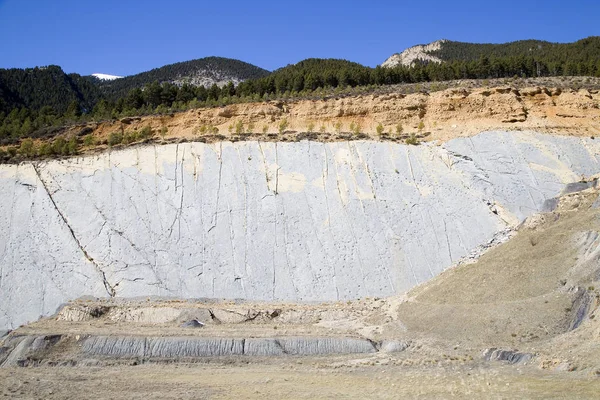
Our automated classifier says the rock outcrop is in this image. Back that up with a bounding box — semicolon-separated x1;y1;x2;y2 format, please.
1;131;599;330
381;40;447;68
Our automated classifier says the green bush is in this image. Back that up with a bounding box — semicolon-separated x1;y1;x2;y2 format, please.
395;123;403;135
122;132;137;144
67;137;78;155
83;134;95;146
139;125;153;139
405;134;420;145
235;120;244;134
278;119;288;134
38;143;52;156
108;131;123;147
19;138;36;157
376;123;384;135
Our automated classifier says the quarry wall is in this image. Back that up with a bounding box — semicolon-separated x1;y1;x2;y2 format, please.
1;131;599;329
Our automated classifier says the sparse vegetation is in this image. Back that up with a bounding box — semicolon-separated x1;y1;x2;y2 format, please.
235;120;244;134
334;122;342;133
19;138;35;157
376;123;384;135
405;133;420;145
396;123;403;135
108;131;124;147
278;119;288;134
83;134;95;146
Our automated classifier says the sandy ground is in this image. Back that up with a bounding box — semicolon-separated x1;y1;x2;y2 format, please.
2;358;600;400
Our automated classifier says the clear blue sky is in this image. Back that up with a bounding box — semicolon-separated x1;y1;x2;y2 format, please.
0;0;597;76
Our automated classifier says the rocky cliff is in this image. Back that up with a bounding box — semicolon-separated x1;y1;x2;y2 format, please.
1;131;599;329
55;84;600;152
381;40;447;68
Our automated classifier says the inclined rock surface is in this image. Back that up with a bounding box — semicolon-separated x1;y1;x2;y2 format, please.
81;336;377;358
0;131;599;329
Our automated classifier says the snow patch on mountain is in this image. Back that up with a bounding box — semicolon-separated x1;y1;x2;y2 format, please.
92;73;124;81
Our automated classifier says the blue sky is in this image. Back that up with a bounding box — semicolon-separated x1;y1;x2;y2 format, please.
0;0;597;76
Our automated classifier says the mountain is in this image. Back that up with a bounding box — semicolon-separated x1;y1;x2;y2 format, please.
98;56;270;100
235;58;372;95
0;65;103;115
382;36;600;67
0;56;269;116
382;40;448;68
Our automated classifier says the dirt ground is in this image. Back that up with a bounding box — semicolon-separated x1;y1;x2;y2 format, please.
2;358;600;400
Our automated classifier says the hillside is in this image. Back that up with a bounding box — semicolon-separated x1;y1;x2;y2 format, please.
2;78;599;164
0;65;102;115
382;36;600;69
96;56;271;100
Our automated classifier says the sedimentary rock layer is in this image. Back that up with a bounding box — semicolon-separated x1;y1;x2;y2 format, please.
0;131;599;329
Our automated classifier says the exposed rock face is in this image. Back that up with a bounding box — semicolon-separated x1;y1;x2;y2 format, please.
80;336;377;358
60;84;600;146
381;40;447;68
483;348;535;365
0;131;599;330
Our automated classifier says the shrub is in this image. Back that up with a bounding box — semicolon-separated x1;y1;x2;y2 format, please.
139;125;153;139
122;132;137;145
395;123;403;135
262;125;268;134
307;121;315;132
52;137;67;155
38;143;52;157
67;136;78;155
376;123;384;135
195;125;208;135
235;120;244;134
83;134;95;146
19;138;35;157
247;122;255;133
278;119;288;134
418;121;425;131
334;121;342;133
108;131;123;147
405;134;420;145
319;124;326;133
160;126;168;138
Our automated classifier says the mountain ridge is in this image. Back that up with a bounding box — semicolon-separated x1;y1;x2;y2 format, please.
382;36;600;67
